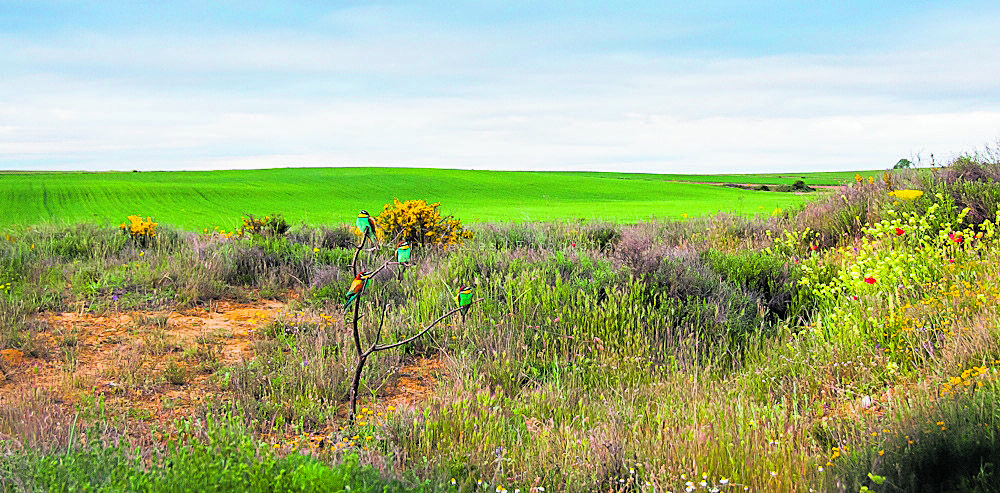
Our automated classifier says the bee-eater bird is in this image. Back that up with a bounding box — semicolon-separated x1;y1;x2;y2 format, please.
456;284;473;320
356;210;377;247
344;271;372;309
396;240;411;264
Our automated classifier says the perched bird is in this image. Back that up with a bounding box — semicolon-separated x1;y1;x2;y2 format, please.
396;240;411;264
395;240;412;280
356;210;377;247
344;270;372;309
456;284;473;320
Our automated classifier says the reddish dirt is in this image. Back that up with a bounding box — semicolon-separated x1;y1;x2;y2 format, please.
0;300;283;437
383;356;446;410
0;298;444;443
685;181;841;191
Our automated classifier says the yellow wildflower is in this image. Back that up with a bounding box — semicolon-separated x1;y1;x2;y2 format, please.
888;189;924;200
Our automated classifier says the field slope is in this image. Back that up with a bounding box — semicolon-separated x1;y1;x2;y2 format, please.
0;167;866;230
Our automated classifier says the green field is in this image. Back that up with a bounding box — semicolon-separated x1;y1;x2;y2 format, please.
0;167;875;231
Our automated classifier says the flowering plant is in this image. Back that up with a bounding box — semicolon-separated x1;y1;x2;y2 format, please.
371;198;473;247
119;215;157;246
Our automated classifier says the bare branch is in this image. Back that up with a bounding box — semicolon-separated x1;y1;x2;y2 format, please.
388;229;405;246
351;241;363;277
346;207;480;420
351;290;363;356
364;304;389;356
368;260;397;278
372;298;484;352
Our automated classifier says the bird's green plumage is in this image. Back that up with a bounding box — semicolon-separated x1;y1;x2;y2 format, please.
396;245;411;263
356;212;377;247
357;215;376;235
457;286;473;318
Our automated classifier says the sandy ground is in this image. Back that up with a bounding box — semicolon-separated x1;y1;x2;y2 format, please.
0;299;441;443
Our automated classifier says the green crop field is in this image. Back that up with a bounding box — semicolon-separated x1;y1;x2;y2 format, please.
0;167;877;231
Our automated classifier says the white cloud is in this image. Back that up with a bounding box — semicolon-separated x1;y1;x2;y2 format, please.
2;13;999;173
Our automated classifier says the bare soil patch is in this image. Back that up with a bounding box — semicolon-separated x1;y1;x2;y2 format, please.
0;300;283;438
382;356;446;410
0;298;445;444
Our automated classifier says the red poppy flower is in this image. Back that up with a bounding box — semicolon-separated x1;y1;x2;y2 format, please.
864;277;877;284
948;258;955;263
852;295;859;301
949;233;964;243
895;228;904;236
810;245;818;251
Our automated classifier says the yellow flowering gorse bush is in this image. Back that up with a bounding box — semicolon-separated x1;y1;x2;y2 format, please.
370;198;473;247
119;215;157;246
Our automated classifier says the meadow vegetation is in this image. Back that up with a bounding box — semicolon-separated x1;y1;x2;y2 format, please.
2;156;1000;491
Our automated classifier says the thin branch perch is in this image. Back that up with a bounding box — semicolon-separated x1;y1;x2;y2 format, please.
346;215;482;419
369;298;483;354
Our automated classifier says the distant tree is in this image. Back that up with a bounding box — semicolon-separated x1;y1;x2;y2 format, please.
894;158;913;169
791;180;813;192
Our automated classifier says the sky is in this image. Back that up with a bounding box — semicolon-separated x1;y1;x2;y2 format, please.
2;1;1000;173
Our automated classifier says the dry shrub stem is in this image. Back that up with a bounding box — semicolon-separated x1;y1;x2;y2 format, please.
346;231;481;419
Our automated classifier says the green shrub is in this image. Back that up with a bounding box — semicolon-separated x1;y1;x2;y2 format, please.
237;214;291;238
221;238;314;288
474;222;543;249
164;357;189;385
791;179;813;192
584;223;621;251
703;249;809;321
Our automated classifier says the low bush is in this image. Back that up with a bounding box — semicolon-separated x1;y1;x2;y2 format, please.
791;180;891;247
584;223;621;251
221;238;314;288
918;155;1000;227
703;249;806;321
119;215;158;246
473;222;554;250
317;226;356;249
237;214;291;238
375;198;473;247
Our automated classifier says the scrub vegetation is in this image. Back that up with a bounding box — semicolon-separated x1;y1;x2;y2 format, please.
2;156;1000;492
